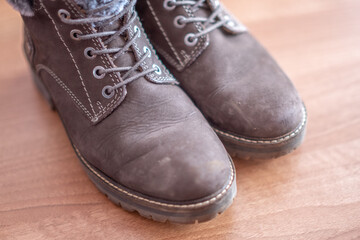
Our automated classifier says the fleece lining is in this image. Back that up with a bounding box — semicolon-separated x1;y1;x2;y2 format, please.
75;0;129;16
6;0;130;16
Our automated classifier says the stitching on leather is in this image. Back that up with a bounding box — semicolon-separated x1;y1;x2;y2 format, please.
152;43;182;71
182;5;209;65
129;22;173;83
40;0;96;117
145;2;208;70
74;146;235;209
96;101;105;112
90;38;123;118
137;19;177;82
33;0;42;12
146;0;184;67
36;64;93;119
129;27;150;75
142;30;177;83
64;0;124;119
214;106;307;144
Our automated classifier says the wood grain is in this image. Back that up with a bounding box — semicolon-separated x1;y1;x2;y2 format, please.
1;0;360;239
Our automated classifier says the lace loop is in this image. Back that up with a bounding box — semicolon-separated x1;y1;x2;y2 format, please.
58;0;157;98
165;0;234;46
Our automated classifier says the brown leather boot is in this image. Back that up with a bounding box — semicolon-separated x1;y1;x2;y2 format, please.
21;0;236;223
136;0;307;159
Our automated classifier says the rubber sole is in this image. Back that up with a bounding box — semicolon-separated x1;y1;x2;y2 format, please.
31;68;237;224
73;146;237;224
213;106;307;160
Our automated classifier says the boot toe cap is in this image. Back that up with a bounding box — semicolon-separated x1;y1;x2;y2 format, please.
205;34;306;139
115;120;234;202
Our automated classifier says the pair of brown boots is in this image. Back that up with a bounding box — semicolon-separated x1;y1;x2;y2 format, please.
17;0;306;223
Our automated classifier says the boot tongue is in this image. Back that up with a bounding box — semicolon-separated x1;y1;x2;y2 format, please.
104;19;136;69
189;1;213;20
75;0;127;17
206;0;220;11
76;0;136;73
190;0;247;34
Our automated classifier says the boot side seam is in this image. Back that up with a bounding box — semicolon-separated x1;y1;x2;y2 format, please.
36;64;93;119
40;0;97;117
146;0;184;68
64;0;125;119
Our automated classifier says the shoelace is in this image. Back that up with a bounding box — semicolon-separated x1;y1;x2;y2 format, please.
58;0;157;98
164;0;230;46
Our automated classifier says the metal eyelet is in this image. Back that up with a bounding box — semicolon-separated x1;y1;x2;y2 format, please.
184;33;198;47
174;15;186;28
102;86;115;99
93;66;106;79
84;47;96;59
227;21;235;27
134;25;140;38
163;0;176;10
152;64;162;75
70;29;83;41
212;0;220;8
224;15;235;27
143;46;151;57
58;9;70;20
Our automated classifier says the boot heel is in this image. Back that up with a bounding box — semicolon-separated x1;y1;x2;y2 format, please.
31;70;56;110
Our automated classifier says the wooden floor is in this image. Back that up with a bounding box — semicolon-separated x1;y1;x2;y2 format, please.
1;0;360;239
